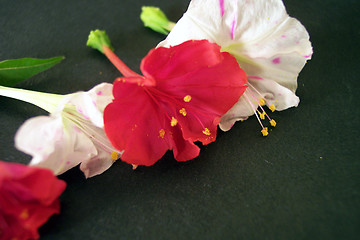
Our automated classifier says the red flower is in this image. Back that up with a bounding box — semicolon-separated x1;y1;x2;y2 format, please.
0;161;66;240
103;40;247;166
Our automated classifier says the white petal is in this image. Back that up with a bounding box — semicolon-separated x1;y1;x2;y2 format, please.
79;148;115;178
87;82;114;113
15;116;65;165
15;115;97;175
219;95;252;131
78;121;122;178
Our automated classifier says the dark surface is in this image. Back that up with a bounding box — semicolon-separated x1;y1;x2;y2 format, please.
1;0;359;239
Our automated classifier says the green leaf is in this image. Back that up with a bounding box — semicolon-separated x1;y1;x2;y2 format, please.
0;56;65;86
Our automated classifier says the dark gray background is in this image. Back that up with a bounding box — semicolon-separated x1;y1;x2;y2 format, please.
0;0;359;239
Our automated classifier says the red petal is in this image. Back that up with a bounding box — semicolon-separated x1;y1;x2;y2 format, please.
104;80;170;166
168;124;200;162
0;161;66;239
141;40;224;81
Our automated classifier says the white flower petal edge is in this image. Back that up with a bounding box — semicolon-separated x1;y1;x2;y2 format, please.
159;0;313;131
15;83;122;178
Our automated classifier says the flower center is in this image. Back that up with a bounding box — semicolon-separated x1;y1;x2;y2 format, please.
143;86;215;139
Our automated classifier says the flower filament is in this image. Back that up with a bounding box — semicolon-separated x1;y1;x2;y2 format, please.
244;82;277;137
62;108;121;160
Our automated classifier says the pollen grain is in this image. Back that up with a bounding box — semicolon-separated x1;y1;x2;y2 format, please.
111;152;119;160
202;128;211;136
159;129;165;138
270;119;277;127
179;108;187;116
171;117;178;127
261;127;269;137
19;209;29;220
183;95;192;102
269;104;276;112
259;98;265;106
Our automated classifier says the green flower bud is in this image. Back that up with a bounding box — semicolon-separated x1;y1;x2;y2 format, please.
140;6;175;35
87;30;114;54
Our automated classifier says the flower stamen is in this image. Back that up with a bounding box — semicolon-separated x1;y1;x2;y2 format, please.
243;91;277;136
258;110;266;120
261;127;269;137
269;104;276;112
183;95;192;102
202;128;211;136
270;119;277;127
179;108;187;116
159;129;165;138
19;209;29;220
111;151;119;160
259;98;266;106
171;117;178;127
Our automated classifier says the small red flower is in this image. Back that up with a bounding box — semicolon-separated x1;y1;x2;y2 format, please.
103;40;247;166
0;161;66;240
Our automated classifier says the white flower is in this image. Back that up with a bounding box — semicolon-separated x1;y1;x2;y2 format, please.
159;0;313;134
0;83;122;178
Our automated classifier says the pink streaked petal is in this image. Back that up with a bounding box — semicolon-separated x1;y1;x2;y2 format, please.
231;15;237;40
219;0;225;17
248;75;264;80
272;57;281;64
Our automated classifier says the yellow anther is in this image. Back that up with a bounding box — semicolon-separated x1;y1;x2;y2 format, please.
179;108;187;116
183;95;192;102
111;151;119;160
269;104;275;112
259;111;266;120
259;98;266;106
261;127;269;137
270;119;277;127
19;209;29;220
202;128;211;136
171;117;178;127
117;78;126;83
159;129;165;138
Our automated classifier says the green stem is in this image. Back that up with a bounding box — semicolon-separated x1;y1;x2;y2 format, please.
0;86;64;113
